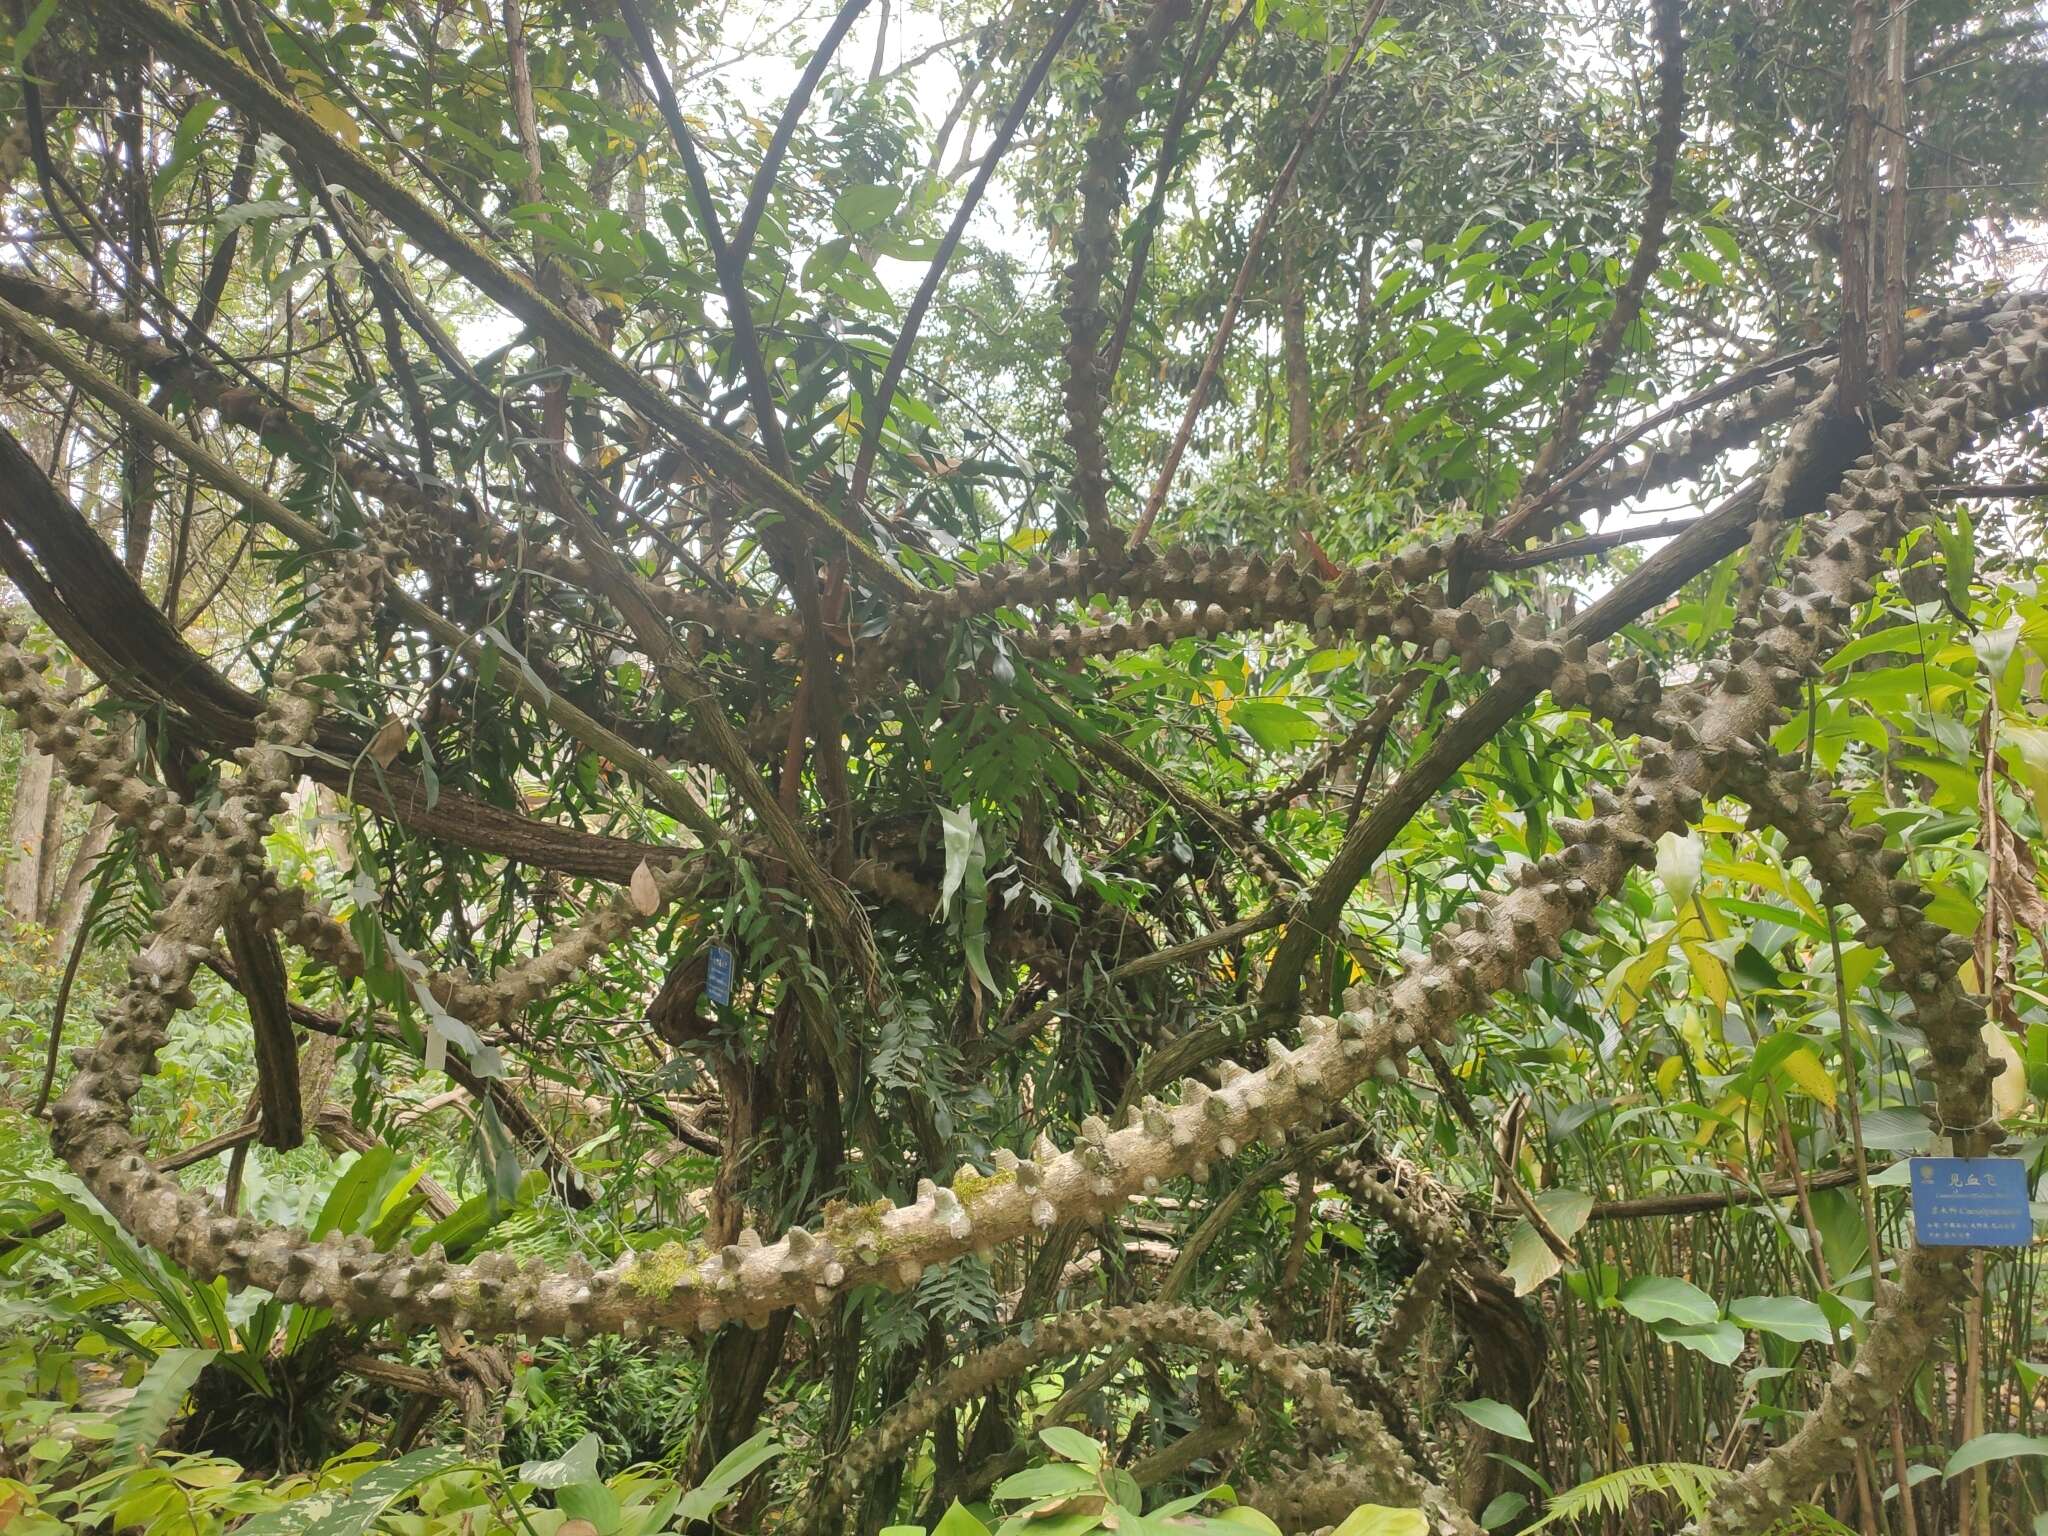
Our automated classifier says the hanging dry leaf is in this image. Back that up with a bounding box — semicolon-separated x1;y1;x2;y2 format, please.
1985;1020;2029;1122
367;716;408;768
628;859;661;916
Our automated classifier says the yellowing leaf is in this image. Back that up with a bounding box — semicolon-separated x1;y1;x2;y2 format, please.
1329;1506;1426;1536
1679;935;1730;1010
1773;1045;1837;1109
1706;855;1826;925
1655;1055;1684;1098
299;88;361;147
1696;1086;1769;1149
1673;900;1730;1009
1603;922;1677;1025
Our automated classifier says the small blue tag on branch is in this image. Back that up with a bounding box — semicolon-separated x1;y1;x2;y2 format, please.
705;945;735;1007
1907;1157;2031;1246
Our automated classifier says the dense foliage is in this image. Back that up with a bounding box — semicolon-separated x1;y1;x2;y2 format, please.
1;0;2047;1533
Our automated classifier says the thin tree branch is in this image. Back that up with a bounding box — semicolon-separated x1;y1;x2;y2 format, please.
847;0;1095;507
104;0;913;599
1129;0;1388;550
1515;0;1687;499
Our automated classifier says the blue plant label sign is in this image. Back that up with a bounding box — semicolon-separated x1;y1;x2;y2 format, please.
1907;1157;2031;1246
705;945;735;1007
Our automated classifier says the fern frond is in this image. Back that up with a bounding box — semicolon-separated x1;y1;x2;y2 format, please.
1527;1461;1734;1531
1766;1507;1861;1536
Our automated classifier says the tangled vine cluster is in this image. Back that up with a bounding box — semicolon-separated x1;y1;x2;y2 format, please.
4;0;2047;1529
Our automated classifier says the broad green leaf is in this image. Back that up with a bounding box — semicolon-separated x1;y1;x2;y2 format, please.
1453;1398;1533;1442
521;1430;601;1489
233;1446;466;1535
1232;698;1320;752
1890;754;1978;809
1038;1426;1103;1467
2000;723;2048;825
1503;1189;1593;1297
933;1502;993;1536
1728;1295;1834;1345
677;1430;782;1519
1212;1509;1283;1536
991;1464;1097;1501
834;184;902;233
1617;1276;1718;1328
1328;1506;1427;1536
1944;1433;2048;1478
1855;1107;1936;1153
1603;921;1677;1024
1653;1320;1743;1365
1480;1493;1528;1529
1701;225;1742;266
559;1479;621;1532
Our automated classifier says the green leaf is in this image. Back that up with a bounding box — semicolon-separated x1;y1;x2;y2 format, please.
311;1147;394;1241
559;1479;622;1533
1480;1494;1528;1529
1503;1189;1592;1297
1701;225;1742;266
1823;623;1921;669
1727;1295;1834;1346
112;1348;216;1459
1039;1426;1103;1467
1855;1106;1936;1153
1675;249;1725;286
1453;1398;1534;1443
992;1464;1098;1501
1212;1509;1283;1536
1232;698;1320;752
677;1429;782;1520
520;1430;602;1489
233;1446;467;1535
994;1515;1103;1536
1944;1433;2048;1478
1328;1507;1426;1536
1652;1321;1744;1365
834;184;902;233
1890;754;1979;809
933;1503;993;1536
1617;1276;1718;1327
11;0;59;64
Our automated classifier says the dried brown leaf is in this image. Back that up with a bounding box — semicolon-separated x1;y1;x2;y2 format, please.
629;858;661;916
367;715;408;768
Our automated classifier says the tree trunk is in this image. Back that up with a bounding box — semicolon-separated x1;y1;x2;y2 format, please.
4;744;57;926
1283;210;1311;490
1877;0;1909;380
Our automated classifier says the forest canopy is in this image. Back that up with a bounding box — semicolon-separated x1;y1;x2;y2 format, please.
1;1;2047;1534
